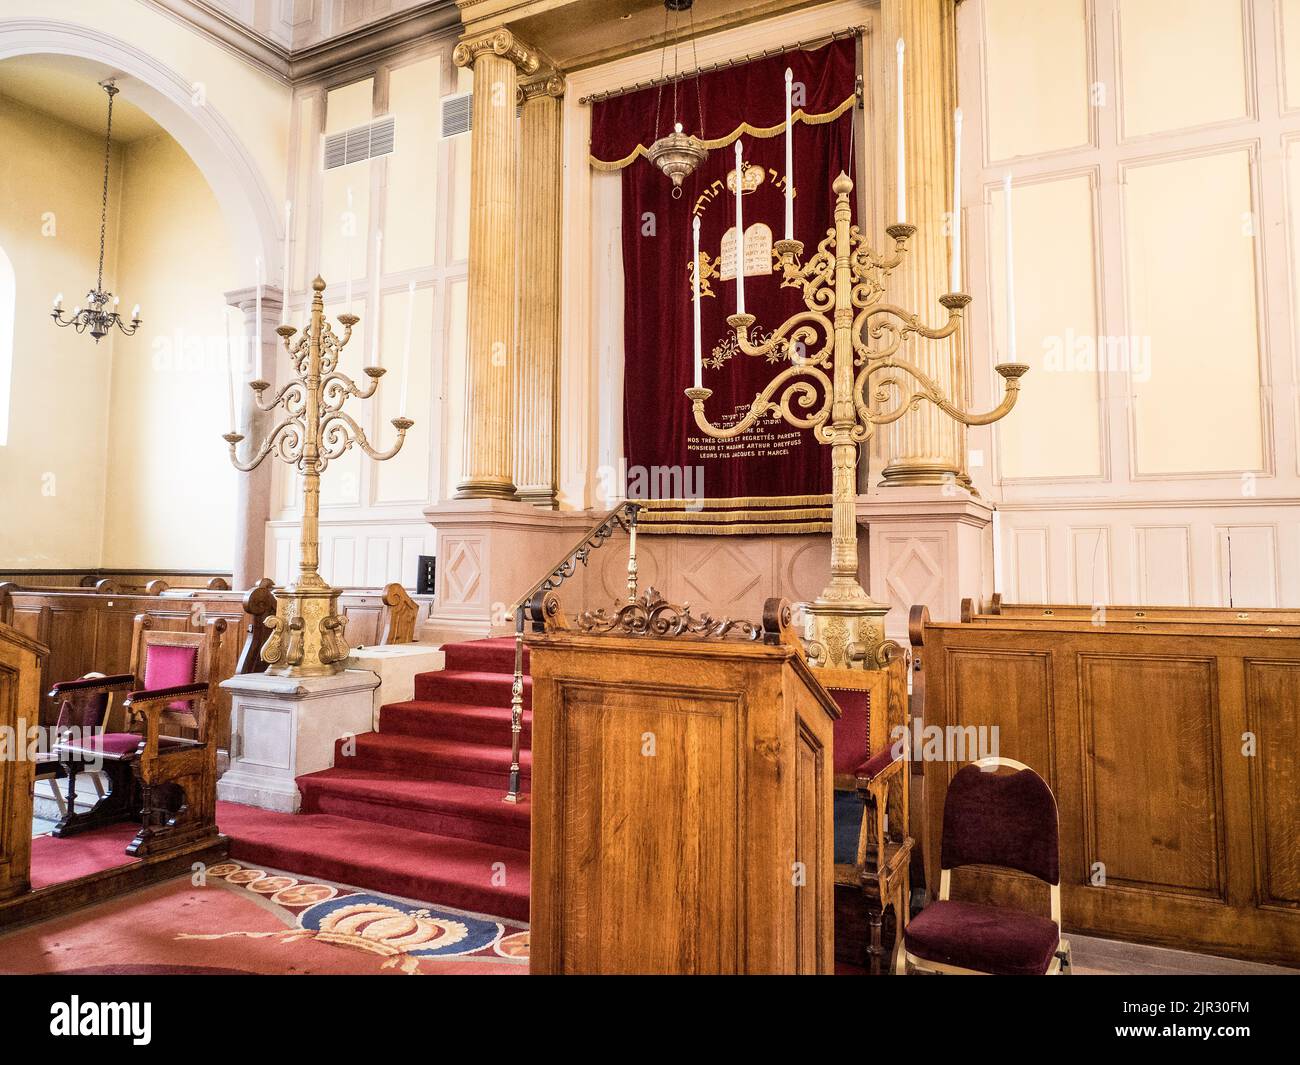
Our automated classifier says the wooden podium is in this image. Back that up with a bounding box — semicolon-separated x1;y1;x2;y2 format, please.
527;593;840;974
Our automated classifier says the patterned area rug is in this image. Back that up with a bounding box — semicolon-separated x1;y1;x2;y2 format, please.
0;861;529;976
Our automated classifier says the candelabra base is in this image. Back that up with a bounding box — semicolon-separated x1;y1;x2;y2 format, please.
803;593;892;670
261;582;350;678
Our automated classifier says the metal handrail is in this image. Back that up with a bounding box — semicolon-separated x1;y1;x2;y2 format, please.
503;501;642;803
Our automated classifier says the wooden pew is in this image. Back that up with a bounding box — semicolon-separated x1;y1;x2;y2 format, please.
910;603;1300;966
0;580;431;749
964;594;1300;626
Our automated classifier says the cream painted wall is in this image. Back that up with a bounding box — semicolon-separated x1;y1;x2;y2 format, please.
960;0;1300;607
101;131;238;569
266;40;460;589
1;0;290;234
0;95;118;567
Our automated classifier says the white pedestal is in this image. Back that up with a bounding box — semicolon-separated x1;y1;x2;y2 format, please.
421;498;598;644
862;486;994;639
346;644;446;730
217;669;380;813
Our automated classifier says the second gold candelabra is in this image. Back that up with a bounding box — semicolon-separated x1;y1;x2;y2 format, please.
225;276;413;678
686;172;1027;669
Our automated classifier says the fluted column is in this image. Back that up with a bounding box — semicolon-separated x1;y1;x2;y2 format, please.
225;284;283;589
880;0;964;486
515;73;565;508
452;28;540;500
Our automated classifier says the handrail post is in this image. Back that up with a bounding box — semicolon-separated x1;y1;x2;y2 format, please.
504;603;525;804
500;500;641;803
626;503;640;604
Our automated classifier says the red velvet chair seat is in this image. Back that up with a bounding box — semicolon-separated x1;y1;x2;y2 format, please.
55;732;193;760
903;899;1060;976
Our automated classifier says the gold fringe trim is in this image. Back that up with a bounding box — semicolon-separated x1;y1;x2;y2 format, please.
641;521;832;536
641;506;831;523
639;493;831;509
589;96;857;172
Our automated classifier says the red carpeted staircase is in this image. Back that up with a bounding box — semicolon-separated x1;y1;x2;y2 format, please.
219;637;531;921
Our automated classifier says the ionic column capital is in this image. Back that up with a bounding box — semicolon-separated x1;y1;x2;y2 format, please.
453;27;541;74
518;72;566;105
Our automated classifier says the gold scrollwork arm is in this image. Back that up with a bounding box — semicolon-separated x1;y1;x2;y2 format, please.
223;416;304;473
857;357;1028;427
320;410;412;466
730;309;834;365
685;363;833;440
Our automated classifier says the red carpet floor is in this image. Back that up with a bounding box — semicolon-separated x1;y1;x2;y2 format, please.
220;637;531;923
0;862;527;975
29;823;140;891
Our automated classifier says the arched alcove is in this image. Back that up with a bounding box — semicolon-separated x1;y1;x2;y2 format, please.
0;17;281;279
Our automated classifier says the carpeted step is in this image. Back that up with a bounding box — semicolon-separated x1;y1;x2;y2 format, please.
340;731;531;789
414;669;531;708
217;801;529;922
380;698;532;747
297;767;531;850
440;637;527;675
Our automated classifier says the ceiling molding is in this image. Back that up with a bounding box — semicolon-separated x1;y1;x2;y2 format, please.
139;0;462;85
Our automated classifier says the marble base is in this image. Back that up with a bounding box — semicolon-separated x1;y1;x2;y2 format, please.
346;644;446;730
217;669;380;813
421;498;598;644
862;486;994;639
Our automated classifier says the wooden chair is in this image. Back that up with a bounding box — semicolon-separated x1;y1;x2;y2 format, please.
51;614;226;857
897;757;1072;975
822;661;913;974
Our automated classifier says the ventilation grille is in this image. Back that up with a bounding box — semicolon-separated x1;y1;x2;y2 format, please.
323;115;396;170
441;91;472;138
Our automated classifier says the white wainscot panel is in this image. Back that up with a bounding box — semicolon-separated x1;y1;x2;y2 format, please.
1134;525;1192;605
1215;524;1280;608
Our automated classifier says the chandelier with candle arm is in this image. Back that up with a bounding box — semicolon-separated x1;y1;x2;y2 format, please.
684;51;1029;671
51;81;142;343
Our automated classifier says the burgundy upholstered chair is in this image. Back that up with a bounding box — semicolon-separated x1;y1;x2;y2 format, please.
897;757;1072;975
823;661;914;974
51;614;226;856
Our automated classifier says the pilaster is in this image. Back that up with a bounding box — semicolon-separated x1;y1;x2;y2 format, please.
225;284;283;589
879;0;965;486
515;73;565;508
452;28;541;501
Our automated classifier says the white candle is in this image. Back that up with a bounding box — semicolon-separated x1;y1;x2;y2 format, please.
281;201;292;326
1003;173;1017;361
784;67;794;241
692;214;703;389
224;313;236;432
370;231;384;368
130;304;140;322
53;292;63;311
735;140;746;316
400;280;415;414
254;258;263;381
951;107;963;293
896;38;906;223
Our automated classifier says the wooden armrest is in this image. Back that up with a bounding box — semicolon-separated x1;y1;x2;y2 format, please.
49;673;135;698
123;682;208;709
854;746;903;785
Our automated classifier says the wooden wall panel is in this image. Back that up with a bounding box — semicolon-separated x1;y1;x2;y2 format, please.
947;649;1054;781
915;618;1300;964
1079;654;1224;899
553;682;738;975
1244;659;1300;908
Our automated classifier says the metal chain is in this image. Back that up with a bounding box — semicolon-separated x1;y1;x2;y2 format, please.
95;83;117;295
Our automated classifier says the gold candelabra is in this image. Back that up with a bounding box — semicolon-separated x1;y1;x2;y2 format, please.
685;172;1027;669
225;276;413;677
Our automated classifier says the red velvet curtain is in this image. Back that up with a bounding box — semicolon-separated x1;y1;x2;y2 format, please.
593;39;857;509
